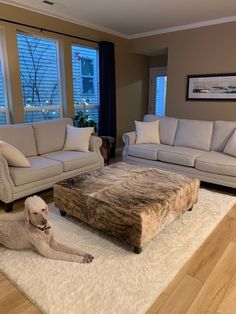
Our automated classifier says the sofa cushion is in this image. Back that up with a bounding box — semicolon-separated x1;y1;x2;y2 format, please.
32;118;73;155
135;120;160;144
0;141;30;167
159;117;179;145
128;144;167;160
0;124;37;157
195;151;236;176
211;121;236;151
43;151;99;172
174;119;213;151
158;146;204;167
143;114;160;122
224;129;236;157
64;125;94;152
9;156;63;186
143;115;178;145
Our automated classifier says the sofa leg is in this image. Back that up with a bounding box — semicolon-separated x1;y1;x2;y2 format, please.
59;209;67;216
5;202;13;213
134;246;142;254
188;207;193;211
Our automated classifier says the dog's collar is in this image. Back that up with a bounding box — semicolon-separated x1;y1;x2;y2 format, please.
29;221;51;231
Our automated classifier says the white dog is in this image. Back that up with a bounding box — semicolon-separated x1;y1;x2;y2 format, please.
0;195;94;263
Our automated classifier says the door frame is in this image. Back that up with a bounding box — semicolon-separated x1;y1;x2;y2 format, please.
148;67;167;114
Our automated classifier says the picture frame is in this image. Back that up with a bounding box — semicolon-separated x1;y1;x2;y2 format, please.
186;73;236;101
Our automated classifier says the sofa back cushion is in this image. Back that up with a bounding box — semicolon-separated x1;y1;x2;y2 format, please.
0;124;37;156
32;118;73;155
174;119;214;151
143;115;178;145
211;121;236;151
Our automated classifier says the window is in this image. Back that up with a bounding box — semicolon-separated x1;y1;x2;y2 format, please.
17;33;62;122
0;49;8;124
72;45;99;123
155;76;167;116
149;67;167;116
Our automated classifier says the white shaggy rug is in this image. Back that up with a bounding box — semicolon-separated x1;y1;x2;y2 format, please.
0;189;235;314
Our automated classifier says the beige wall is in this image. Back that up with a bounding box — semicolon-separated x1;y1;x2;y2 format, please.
0;3;148;146
149;55;168;68
132;22;236;122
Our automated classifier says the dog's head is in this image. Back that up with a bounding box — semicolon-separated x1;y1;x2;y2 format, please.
24;195;48;227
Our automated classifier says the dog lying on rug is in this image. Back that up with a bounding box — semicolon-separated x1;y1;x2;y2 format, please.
0;196;94;263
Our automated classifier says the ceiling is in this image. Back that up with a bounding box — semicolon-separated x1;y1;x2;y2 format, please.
3;0;236;38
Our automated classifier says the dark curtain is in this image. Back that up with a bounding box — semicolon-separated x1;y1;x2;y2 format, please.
98;41;116;157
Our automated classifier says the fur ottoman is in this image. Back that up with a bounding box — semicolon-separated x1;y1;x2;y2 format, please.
54;162;200;253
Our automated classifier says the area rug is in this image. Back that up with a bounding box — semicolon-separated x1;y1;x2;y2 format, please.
0;189;235;314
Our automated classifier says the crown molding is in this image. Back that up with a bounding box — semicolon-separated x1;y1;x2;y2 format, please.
0;1;130;39
129;15;236;39
2;1;236;40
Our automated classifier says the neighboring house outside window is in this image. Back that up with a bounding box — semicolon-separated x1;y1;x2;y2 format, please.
17;33;62;123
72;44;99;124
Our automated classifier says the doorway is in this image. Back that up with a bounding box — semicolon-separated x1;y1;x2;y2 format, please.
149;67;167;116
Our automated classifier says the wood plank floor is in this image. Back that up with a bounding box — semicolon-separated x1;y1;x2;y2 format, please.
0;187;236;314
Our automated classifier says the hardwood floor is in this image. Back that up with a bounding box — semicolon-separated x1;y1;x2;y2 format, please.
0;188;236;314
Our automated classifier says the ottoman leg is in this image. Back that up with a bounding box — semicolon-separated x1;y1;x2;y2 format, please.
188;207;193;211
59;210;67;216
134;246;142;254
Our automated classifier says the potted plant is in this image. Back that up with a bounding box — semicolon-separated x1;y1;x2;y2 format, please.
73;99;97;133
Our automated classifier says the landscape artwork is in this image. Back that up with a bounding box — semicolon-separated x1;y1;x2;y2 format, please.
186;74;236;100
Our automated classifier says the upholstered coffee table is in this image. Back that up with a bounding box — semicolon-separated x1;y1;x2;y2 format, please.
54;162;200;253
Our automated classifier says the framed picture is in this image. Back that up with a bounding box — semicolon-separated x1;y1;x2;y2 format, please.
186;73;236;101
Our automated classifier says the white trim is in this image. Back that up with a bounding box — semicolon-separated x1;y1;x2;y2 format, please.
24;106;61;111
74;105;98;109
129;15;236;39
0;29;10;124
1;1;130;39
2;1;236;40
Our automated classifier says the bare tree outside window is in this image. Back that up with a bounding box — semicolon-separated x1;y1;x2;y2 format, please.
17;33;61;122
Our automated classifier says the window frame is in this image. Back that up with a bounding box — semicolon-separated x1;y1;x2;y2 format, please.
17;31;63;122
80;57;95;95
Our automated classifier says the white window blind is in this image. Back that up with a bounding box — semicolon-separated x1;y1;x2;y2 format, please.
17;33;62;123
155;76;167;116
72;44;99;123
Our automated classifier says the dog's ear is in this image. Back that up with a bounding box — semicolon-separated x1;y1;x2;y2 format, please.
45;204;49;215
24;199;30;223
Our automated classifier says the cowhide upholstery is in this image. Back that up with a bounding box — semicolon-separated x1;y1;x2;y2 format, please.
54;162;200;251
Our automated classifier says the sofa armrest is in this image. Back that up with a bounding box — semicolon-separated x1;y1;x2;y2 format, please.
0;155;14;203
89;135;104;168
122;131;136;159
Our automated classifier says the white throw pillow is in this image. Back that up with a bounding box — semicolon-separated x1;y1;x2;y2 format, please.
0;141;30;167
135;120;160;144
64;125;94;152
224;129;236;157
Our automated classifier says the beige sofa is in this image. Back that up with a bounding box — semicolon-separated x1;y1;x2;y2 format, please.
123;115;236;188
0;118;104;210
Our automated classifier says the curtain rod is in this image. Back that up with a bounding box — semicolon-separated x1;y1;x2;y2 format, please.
0;18;100;44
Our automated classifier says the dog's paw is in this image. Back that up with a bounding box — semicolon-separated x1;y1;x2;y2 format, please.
83;253;94;263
